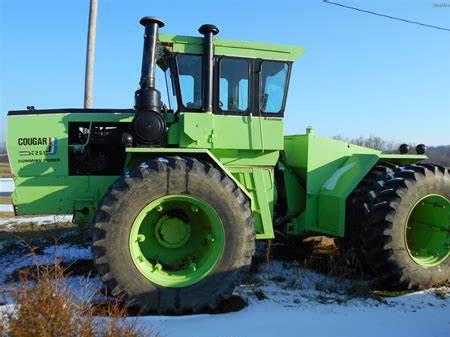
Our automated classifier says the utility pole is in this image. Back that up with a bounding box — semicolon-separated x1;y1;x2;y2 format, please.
84;0;98;108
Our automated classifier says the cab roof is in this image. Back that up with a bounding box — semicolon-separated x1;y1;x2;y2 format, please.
158;34;305;62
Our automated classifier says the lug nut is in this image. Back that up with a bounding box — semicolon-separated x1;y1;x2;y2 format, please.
191;206;199;213
137;234;146;242
156;205;164;212
424;202;445;209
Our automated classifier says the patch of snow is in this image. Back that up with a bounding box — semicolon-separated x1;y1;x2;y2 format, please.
43;244;92;261
0;242;102;306
0;204;13;212
140;162;149;169
0;215;73;227
66;275;105;304
0;241;99;305
242;261;446;308
0;178;14;193
0;243;91;285
0;304;14;320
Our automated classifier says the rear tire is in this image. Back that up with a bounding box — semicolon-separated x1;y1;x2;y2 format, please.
359;163;450;289
93;157;255;314
346;164;393;252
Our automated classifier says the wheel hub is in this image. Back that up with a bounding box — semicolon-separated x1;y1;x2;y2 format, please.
155;215;191;248
406;194;450;267
129;195;225;288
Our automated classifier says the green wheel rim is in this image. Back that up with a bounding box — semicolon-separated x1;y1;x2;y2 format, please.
405;194;450;267
129;195;225;287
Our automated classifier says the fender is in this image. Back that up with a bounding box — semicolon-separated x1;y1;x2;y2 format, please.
125;147;252;200
283;131;427;237
318;153;428;236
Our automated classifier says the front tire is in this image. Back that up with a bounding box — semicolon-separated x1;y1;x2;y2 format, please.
93;157;255;314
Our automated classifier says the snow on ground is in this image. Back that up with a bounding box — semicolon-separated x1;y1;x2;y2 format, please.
0;177;14;212
138;298;450;337
41;243;92;261
0;214;73;228
132;261;450;337
0;178;14;193
0;239;448;337
0;242;92;285
0;205;13;212
0;240;102;306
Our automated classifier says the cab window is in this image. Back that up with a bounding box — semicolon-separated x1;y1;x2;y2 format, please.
260;61;289;114
219;58;249;112
177;54;203;110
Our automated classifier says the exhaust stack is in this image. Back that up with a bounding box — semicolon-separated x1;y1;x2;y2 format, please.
133;16;166;144
198;24;219;112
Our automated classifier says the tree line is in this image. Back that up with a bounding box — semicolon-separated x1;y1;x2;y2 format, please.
333;136;450;167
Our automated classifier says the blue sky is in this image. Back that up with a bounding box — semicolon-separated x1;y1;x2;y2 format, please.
0;0;449;145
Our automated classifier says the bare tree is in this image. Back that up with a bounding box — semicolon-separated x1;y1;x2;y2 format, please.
333;135;399;152
426;145;450;167
333;135;450;167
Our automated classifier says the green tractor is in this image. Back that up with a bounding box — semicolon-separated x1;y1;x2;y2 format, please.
6;17;450;313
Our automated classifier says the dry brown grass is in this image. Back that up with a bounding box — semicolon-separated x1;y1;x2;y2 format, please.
0;315;5;337
302;245;366;280
4;264;94;337
265;236;366;280
2;263;158;337
0;197;11;205
0;163;11;177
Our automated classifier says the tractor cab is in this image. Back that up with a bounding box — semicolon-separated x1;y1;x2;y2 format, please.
130;19;305;152
124;19;307;241
156;34;304;117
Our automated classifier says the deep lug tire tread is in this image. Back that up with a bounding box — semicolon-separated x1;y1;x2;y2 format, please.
345;164;393;252
92;157;255;314
356;163;450;289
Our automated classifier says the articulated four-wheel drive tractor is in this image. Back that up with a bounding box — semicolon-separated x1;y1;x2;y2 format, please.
6;17;450;314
